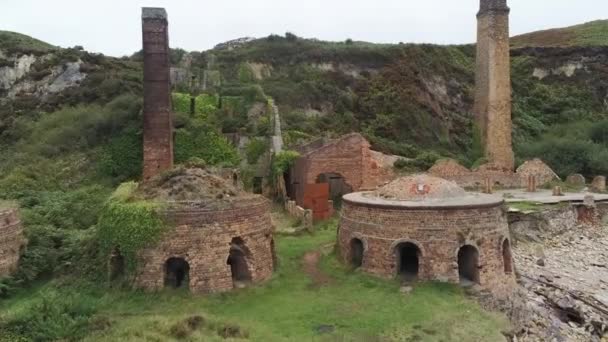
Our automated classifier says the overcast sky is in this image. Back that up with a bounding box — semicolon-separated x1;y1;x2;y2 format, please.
1;0;606;57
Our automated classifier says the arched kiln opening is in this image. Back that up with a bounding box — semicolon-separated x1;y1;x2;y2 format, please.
316;172;353;205
458;245;480;285
395;242;421;280
165;258;190;289
350;238;364;268
227;237;252;285
502;239;513;274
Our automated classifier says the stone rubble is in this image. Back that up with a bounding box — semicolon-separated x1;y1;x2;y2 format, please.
510;225;608;341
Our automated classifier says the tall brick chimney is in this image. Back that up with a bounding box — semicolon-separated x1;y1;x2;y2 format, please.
142;8;173;181
473;0;514;171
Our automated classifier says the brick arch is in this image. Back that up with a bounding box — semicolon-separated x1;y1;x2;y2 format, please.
456;244;480;284
390;239;426;257
392;240;423;280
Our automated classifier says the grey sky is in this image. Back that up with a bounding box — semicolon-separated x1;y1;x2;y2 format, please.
1;0;606;57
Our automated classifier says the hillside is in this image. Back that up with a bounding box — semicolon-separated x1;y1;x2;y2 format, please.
512;20;608;48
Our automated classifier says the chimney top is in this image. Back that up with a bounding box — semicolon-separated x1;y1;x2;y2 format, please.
479;0;509;15
142;7;167;20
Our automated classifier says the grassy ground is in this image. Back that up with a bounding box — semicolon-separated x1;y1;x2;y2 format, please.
0;217;509;342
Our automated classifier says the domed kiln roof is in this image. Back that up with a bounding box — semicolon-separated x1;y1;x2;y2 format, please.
344;174;503;209
373;174;466;201
138;167;258;208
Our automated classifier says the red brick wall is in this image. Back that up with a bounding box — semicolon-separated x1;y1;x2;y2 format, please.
292;134;395;207
134;197;274;293
338;200;515;297
142;10;174;181
0;208;26;276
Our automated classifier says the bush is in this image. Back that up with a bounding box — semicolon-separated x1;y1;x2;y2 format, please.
174;120;239;167
517;136;606;178
0;289;98;341
98;126;142;182
590;120;608;144
97;183;166;273
271;150;300;177
245;138;268;164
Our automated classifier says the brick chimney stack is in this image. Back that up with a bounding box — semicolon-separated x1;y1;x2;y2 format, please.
142;8;173;181
474;0;514;171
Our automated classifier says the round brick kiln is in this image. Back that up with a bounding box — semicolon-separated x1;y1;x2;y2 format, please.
338;174;515;295
0;206;26;277
131;168;275;294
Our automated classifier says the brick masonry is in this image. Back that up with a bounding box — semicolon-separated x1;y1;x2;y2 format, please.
134;197;275;293
474;0;514;171
0;208;26;277
290;133;396;208
429;158;559;189
142;8;174;181
338;195;516;297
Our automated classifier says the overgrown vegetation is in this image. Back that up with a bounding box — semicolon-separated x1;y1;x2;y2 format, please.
512;20;608;48
96;182;166;274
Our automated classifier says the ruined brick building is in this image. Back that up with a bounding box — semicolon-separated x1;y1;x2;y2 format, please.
338;174;515;296
286;133;398;220
125;8;275;293
0;206;26;277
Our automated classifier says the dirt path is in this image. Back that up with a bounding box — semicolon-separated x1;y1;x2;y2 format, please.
302;250;332;287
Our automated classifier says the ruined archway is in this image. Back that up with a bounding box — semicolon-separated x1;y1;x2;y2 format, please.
350;238;364;268
165;257;190;289
458;245;480;284
502;239;513;274
227;237;252;285
395;242;421;280
316;172;353;204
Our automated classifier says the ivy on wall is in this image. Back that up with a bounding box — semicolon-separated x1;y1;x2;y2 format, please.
97;182;167;274
271;150;300;177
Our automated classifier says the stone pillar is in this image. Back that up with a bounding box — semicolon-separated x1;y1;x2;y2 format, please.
552;186;563;196
142;8;173;181
592;176;606;193
526;175;536;193
474;0;514;171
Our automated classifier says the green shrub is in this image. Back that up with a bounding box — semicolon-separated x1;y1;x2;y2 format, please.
517;136;605;178
0;289;98;341
271;150;300;177
174;121;239;167
98;126;142;182
97;183;166;273
590;120;608;144
245;138;269;164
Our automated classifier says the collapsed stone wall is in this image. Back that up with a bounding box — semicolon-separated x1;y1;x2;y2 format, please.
0;208;26;276
338;201;515;297
134;197;274;293
508;205;578;243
